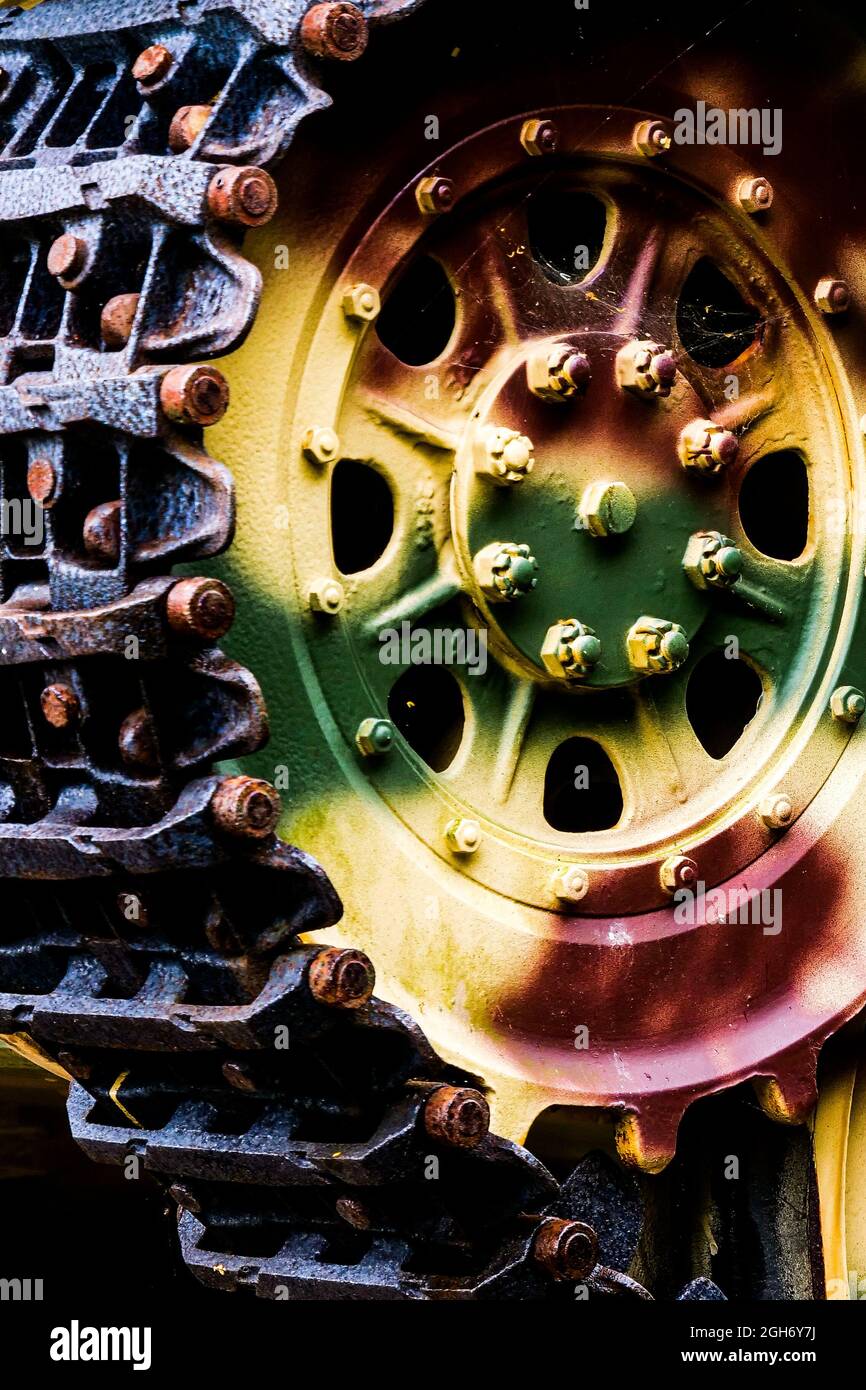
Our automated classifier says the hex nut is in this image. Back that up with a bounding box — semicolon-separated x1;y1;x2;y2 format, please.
415;175;455;215
616;339;677;397
527;343;591;402
211;776;281;839
309;577;345;614
627;616;689;674
677;419;739;475
302;426;341;465
682;531;743;591
167;577;236;639
736;175;773;214
541;620;602;681
475;425;535;485
633;119;671;157
444;817;482;854
578;480;637;537
300;2;369;61
168;103;212;153
759;793;793;830
423;1085;490;1147
830;684;866;724
355;717;394;756
206;166;278;227
341;282;380;322
47;233;87;286
551;864;590;904
814;277;850;315
308;946;375;1008
520;118;558;156
660;854;698;894
160;364;229;426
473;541;539;603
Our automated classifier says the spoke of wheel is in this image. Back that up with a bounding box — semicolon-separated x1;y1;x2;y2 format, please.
490;677;537;804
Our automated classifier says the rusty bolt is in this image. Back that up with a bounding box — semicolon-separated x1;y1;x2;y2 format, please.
633;119;670;158
617;339;677;397
475;425;534;485
166;577;235;639
40;683;80;730
83;500;121;564
118;708;159;769
444;817;482;855
302;425;341;465
342;282;380;323
541;619;601;681
416;175;454;215
683;531;743;591
660;854;698;894
168;103;212;153
132;43;174;88
759;792;793;830
27;457;57;507
578;480;637;537
474;541;538;603
168;1183;201;1214
211;775;281;839
551;864;591;904
532;1218;599;1281
678;418;739;476
222;1060;258;1092
814;277;850;315
830;684;866;724
736;175;773;214
520;118;558;156
47;233;87;285
300;2;369;61
355;717;394;756
160;364;229;427
627;616;689;674
423;1085;490;1148
206;166;278;227
100;292;140;350
527;343;590;402
309;577;345;614
336;1197;371;1230
308;946;375;1008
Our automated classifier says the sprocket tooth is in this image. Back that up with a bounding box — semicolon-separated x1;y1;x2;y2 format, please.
753;1046;819;1124
614;1103;683;1173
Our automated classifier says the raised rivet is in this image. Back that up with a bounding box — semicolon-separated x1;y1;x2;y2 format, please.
100;292;140;349
423;1085;490;1147
211;775;280;839
527;344;590;402
160;364;229;426
677;418;739;475
473;541;539;603
759;793;793;830
341;282;380;322
633;119;670;158
551;864;590;904
814;277;850;315
627;616;689;674
132;43;174;89
40;683;80;730
616;339;677;397
541;620;601;681
118;707;159;769
27;457;58;507
300;2;369;62
830;684;866;724
309;578;345;614
474;425;534;485
83;500;121;563
660;854;697;894
168;103;212;153
167;577;235;639
302;426;341;465
577;480;637;537
532;1218;599;1281
416;175;454;215
47;233;87;286
355;717;393;756
520;118;558;156
445;817;481;854
206;166;278;227
736;175;773;214
308;946;375;1008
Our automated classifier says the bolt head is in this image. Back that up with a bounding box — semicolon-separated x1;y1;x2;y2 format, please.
475;425;535;485
167;577;235;639
627;616;689;674
160;364;229;427
527;343;591;402
532;1218;599;1281
683;531;743;591
815;277;850;315
27;457;57;507
551;864;590;904
616;339;677;397
520;118;558;156
633;119;671;158
445;817;481;854
83;500;122;564
302;426;341;465
541;620;601;681
759;793;793;830
341;282;380;323
100;292;140;350
473;541;539;603
206;166;278;227
308;946;375;1008
355;717;394;756
300;2;369;61
168;103;212;153
830;684;866;724
309;577;345;614
678;418;739;475
211;776;280;839
416;175;455;215
423;1085;490;1147
132;43;174;88
118;707;159;769
41;683;80;730
47;233;87;285
736;175;773;214
578;479;637;538
660;854;697;894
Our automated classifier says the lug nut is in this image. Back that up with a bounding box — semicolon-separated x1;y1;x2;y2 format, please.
302;425;341;465
473;541;539;603
416;175;454;215
678;418;739;475
166;577;235;639
300;2;369;61
633;119;671;158
532;1217;599;1281
527;344;590;402
551;864;590;904
683;531;743;590
814;278;850;315
341;282;380;323
520;118;558;156
211;775;281;839
660;854;698;894
132;43;174;89
160;364;229;426
627;616;689;675
100;292;140;349
83;500;121;564
309;577;345;614
47;233;87;286
541;619;601;681
355;717;394;756
40;683;80;730
423;1084;490;1148
759;792;793;830
444;817;482;854
118;707;159;769
616;339;677;397
308;946;375;1008
27;457;57;507
168;104;212;153
206;166;278;227
830;684;866;724
577;480;637;537
736;175;773;214
475;425;534;485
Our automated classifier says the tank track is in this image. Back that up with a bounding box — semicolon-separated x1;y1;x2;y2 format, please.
0;0;666;1302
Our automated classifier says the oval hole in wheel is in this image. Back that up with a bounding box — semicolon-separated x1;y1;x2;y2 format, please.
331;459;394;574
676;257;761;367
527;190;607;285
686;650;764;759
376;255;456;366
543;736;622;832
388;664;465;772
738;450;809;560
